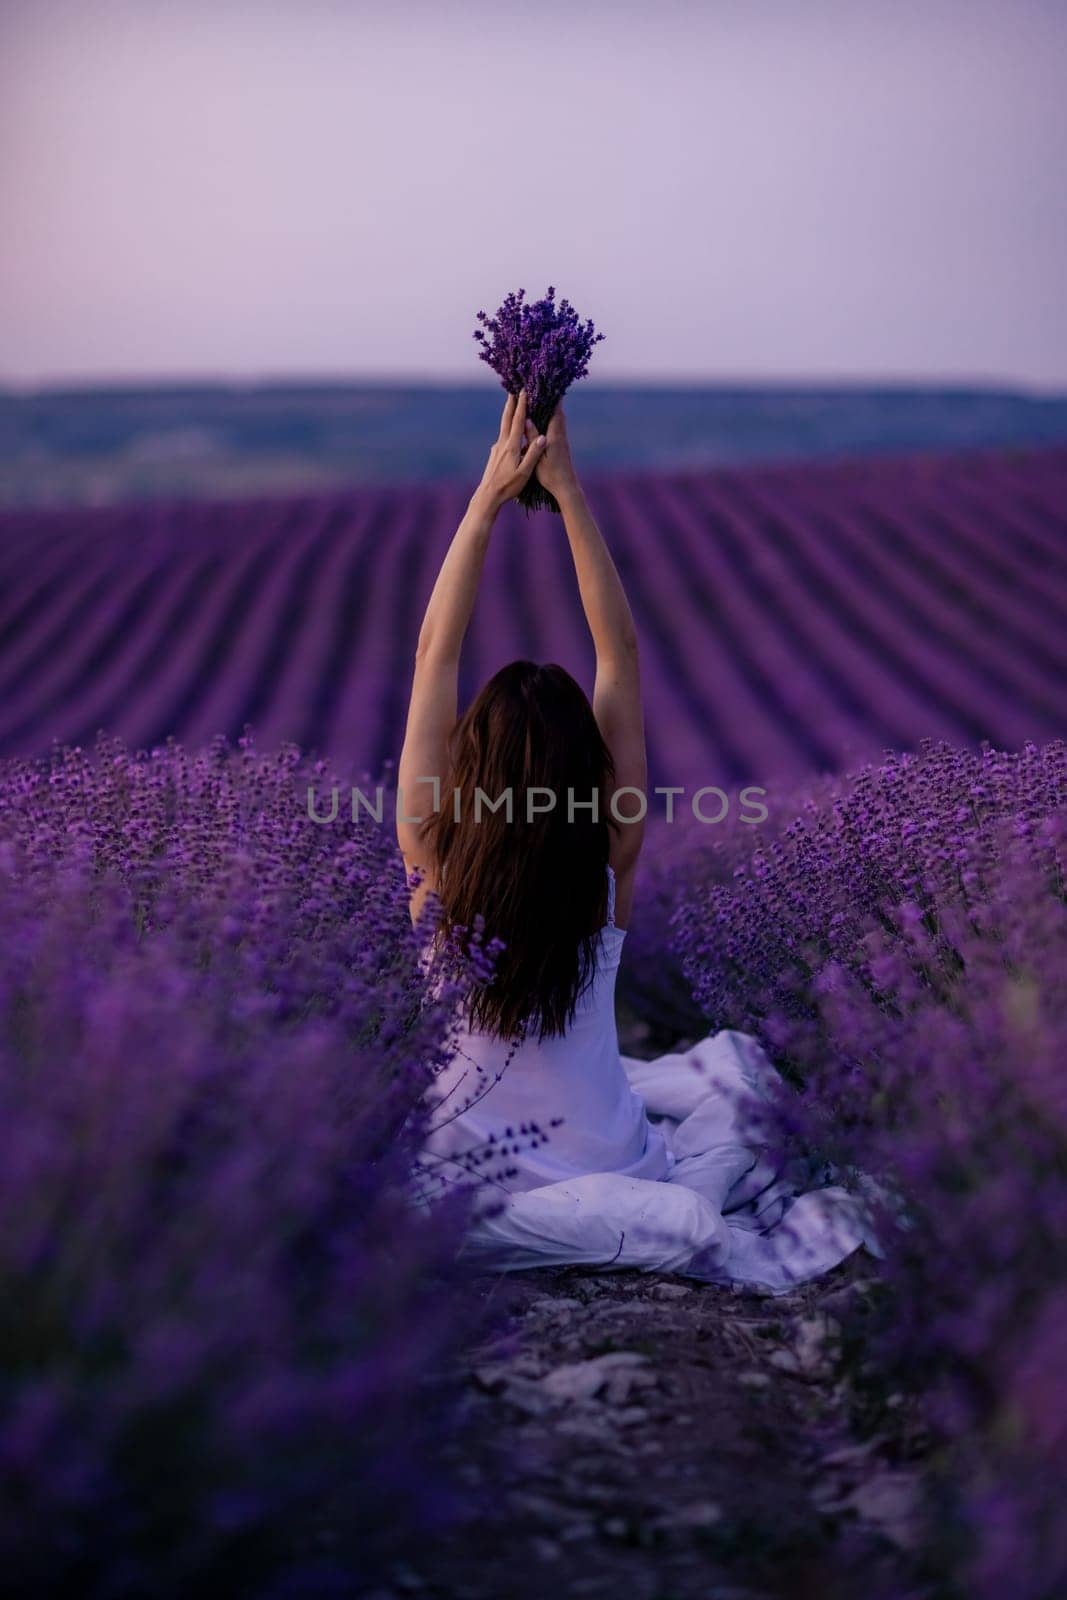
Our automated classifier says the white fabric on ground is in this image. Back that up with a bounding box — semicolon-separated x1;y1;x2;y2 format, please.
415;867;882;1294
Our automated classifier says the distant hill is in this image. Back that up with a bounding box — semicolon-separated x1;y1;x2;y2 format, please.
2;382;1066;507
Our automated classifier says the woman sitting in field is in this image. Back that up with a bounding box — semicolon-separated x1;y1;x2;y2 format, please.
398;390;877;1290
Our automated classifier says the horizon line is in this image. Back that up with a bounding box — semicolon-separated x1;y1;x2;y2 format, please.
3;372;1067;401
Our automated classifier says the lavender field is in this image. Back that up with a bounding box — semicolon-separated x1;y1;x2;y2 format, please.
7;0;1066;1587
1;444;1066;1599
1;444;1064;784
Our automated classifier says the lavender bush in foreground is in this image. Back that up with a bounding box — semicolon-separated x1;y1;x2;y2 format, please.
0;733;482;1598
669;740;1067;1598
473;285;605;514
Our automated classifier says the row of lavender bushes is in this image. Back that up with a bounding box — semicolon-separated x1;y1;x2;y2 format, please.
6;724;1063;1594
622;739;1067;1598
0;733;483;1598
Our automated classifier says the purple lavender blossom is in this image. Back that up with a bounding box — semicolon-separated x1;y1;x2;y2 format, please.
472;285;605;514
0;731;490;1596
661;737;1067;1597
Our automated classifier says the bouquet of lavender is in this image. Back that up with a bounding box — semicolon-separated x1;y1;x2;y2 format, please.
473;285;605;514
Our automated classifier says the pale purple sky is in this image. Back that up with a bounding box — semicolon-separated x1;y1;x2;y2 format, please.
2;0;1065;388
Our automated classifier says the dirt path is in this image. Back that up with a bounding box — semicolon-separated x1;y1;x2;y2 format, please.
393;1253;925;1600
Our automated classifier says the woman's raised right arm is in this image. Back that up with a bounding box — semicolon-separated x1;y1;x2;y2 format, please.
532;405;638;664
532;406;647;887
559;482;639;664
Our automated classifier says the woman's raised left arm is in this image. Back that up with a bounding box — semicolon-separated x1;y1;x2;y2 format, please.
396;389;546;883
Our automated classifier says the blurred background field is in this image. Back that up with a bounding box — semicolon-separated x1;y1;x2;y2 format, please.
1;386;1064;790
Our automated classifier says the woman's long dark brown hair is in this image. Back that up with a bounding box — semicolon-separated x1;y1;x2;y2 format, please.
423;661;617;1043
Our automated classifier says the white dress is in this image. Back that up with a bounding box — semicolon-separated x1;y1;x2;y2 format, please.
416;866;881;1294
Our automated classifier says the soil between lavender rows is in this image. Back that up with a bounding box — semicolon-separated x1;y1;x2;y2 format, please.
385;1248;930;1600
